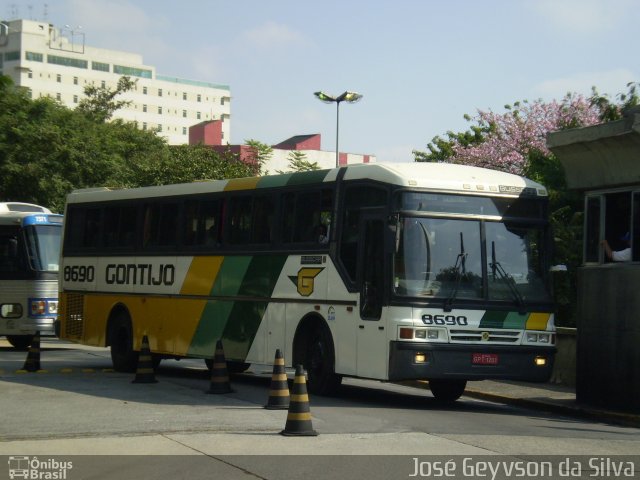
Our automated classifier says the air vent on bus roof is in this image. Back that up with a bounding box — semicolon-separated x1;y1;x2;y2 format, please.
0;202;52;214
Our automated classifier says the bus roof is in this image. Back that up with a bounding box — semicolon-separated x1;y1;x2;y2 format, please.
0;202;52;214
66;162;547;204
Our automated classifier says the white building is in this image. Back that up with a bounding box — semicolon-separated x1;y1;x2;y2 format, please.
0;19;231;145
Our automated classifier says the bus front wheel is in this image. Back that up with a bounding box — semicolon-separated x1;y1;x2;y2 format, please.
428;379;467;402
304;326;342;395
6;335;33;351
109;313;137;373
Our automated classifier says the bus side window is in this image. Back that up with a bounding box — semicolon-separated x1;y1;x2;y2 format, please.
228;196;252;244
251;195;274;244
282;189;332;245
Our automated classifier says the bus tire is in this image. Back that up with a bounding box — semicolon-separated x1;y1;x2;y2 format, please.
428;379;467;403
108;312;137;373
304;324;342;395
6;335;33;351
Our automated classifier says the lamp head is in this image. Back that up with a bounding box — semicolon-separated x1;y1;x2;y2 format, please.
314;91;337;103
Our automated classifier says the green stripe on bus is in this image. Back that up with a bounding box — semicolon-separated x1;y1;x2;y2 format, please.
479;311;530;329
188;300;235;357
210;256;253;296
189;255;288;360
222;255;288;360
503;311;528;329
257;174;294;189
479;311;508;328
286;169;331;186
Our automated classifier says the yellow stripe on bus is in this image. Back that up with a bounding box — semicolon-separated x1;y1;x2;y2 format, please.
526;312;551;331
180;256;223;296
225;177;261;191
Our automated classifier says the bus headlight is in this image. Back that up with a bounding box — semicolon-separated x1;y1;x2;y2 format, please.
524;331;554;345
398;326;448;342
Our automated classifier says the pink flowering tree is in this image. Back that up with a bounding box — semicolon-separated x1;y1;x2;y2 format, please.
449;94;601;176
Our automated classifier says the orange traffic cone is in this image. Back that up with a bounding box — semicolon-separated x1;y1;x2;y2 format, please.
264;349;290;410
22;332;41;372
280;365;318;436
206;339;233;394
132;335;157;384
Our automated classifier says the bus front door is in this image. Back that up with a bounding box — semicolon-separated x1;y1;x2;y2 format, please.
356;215;388;379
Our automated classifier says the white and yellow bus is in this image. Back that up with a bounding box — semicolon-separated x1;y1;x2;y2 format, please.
0;202;62;349
59;163;556;401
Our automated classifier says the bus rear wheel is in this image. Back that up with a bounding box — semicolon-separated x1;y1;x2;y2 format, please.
428;379;467;403
108;313;137;373
6;335;33;351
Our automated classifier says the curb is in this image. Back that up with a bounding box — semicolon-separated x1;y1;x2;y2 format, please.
463;388;640;429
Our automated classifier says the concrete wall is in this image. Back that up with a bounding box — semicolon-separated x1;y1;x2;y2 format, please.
576;265;640;410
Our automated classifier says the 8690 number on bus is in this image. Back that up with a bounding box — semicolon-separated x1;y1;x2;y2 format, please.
63;265;95;283
421;314;468;326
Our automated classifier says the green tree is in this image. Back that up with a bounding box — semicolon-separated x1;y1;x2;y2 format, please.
244;139;273;175
127;144;254;187
0;75;166;211
76;76;137;122
277;150;320;173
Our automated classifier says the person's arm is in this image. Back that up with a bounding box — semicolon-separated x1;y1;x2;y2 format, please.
601;240;613;260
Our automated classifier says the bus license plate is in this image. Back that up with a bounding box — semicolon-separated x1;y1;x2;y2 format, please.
472;353;499;365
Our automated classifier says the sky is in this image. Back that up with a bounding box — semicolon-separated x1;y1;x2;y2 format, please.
1;0;639;163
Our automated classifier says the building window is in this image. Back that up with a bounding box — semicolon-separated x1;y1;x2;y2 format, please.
143;104;147;113
183;92;187;100
143;86;147;95
92;61;110;72
182;127;187;135
158;106;162;115
158;124;162;132
143;122;147;130
584;190;639;263
25;51;43;62
4;51;20;61
47;54;88;69
73;95;78;103
101;80;106;88
197;112;201;120
182;110;187;118
56;74;61;83
158;88;163;97
56;93;61;101
197;94;201;103
28;71;33;79
113;65;151;78
73;76;78;85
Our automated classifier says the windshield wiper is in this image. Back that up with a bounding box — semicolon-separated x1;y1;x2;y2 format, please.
444;232;467;312
490;241;526;313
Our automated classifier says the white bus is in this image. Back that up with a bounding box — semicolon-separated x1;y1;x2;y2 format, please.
0;203;63;349
58;163;556;401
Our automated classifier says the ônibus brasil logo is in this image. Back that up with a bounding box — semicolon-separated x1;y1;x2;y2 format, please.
8;456;73;479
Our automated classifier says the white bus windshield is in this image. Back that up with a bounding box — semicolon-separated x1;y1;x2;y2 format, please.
24;225;61;272
393;216;550;304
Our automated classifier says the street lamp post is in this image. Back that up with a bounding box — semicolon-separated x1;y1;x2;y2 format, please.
314;91;363;168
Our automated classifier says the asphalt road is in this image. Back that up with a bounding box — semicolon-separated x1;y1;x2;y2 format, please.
1;339;639;479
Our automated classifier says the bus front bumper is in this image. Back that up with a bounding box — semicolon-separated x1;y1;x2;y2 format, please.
388;341;555;382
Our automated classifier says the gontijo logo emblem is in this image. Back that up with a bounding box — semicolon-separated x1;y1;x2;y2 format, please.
289;268;324;296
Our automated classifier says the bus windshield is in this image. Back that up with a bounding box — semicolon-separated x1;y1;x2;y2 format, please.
393;216;550;304
24;225;61;272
